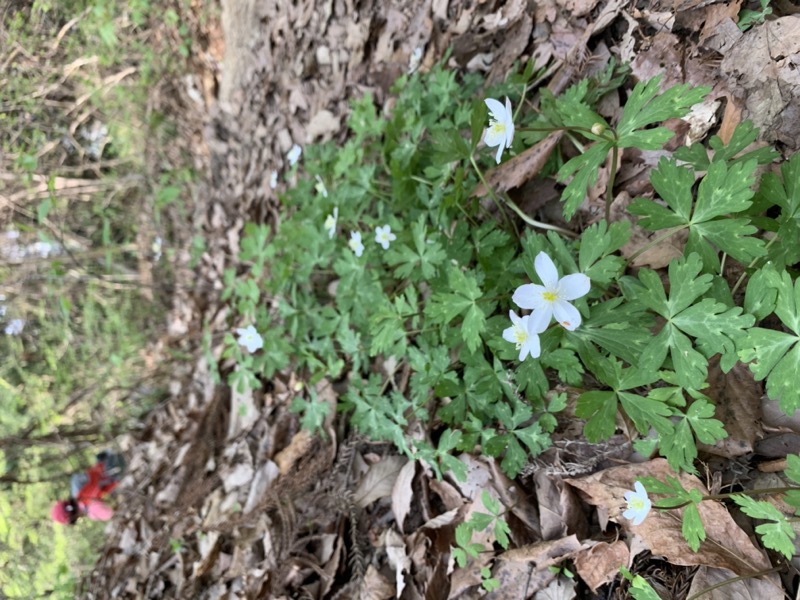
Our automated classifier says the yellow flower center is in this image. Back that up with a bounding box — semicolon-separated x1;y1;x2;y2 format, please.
514;328;528;349
629;498;645;511
543;290;558;303
491;122;506;134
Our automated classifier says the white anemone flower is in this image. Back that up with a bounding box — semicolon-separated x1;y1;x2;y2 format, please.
315;175;328;198
502;310;546;361
484;97;515;164
348;231;364;257
4;318;24;336
324;207;338;239
269;170;278;189
235;325;263;354
287;144;302;166
374;224;396;250
623;481;652;526
512;251;590;332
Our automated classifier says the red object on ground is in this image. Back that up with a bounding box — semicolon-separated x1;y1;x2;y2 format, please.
50;452;124;525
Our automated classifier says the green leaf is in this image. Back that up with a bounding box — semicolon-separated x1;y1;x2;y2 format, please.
431;127;471;165
682;503;706;552
731;494;796;559
694;159;757;222
673;298;754;365
557;142;612;220
763;151;800;217
785;454;800;485
740;269;800;413
579;220;630;285
471;98;488;149
576;390;617;442
629;158;763;270
685;398;727;445
745;268;779;320
385;216;447;280
620;568;662;600
619;391;674;436
462;304;487;353
573;298;654;365
660;418;698;474
617;76;710;141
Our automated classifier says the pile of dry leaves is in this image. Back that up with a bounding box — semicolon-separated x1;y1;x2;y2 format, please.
82;0;800;598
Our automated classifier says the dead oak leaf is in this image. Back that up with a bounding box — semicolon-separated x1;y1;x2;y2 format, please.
474;131;563;198
566;459;772;577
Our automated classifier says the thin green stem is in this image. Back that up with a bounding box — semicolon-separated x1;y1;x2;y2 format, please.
469;155;516;235
605;142;619;224
503;196;578;238
730;235;780;296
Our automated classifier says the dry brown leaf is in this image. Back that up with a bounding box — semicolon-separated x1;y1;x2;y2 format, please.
192;530;220;578
391;459;416;532
686;566;782;599
353;455;406;508
429;477;465;511
420;507;459;530
384;529;410;598
533;576;578;600
489;460;542;540
556;0;601;17
697;358;763;459
319;535;343;598
452;453;492;500
305;109;340;141
718;94;743;146
361;564;395;600
243;459;279;514
274;429;314;475
699;2;743;44
534;470;573;540
721;16;800;150
227;378;258;440
572;541;630;592
499;534;582;564
473;131;564;198
566;460;772;576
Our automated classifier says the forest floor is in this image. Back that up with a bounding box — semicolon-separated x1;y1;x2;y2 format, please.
81;1;800;598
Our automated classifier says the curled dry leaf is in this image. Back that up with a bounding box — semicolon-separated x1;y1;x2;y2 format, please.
566;459;772;576
572;541;630;592
473;131;564;198
391;459;416;533
353;455;406;508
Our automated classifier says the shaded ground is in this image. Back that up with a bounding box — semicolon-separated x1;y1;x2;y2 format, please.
82;1;800;598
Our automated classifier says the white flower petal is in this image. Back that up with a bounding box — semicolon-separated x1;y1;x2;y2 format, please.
512;283;547;310
559;273;591;300
504;97;515;147
527;307;552;333
526;312;550;335
484;98;507;119
553;300;581;331
494;142;503;164
484;127;506;148
522;334;541;360
502;326;517;344
534;252;559;288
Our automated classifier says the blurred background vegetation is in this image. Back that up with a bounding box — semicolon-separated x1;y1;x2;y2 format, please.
0;0;204;595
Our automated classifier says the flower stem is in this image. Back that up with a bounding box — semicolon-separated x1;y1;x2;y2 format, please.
730;235;779;297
